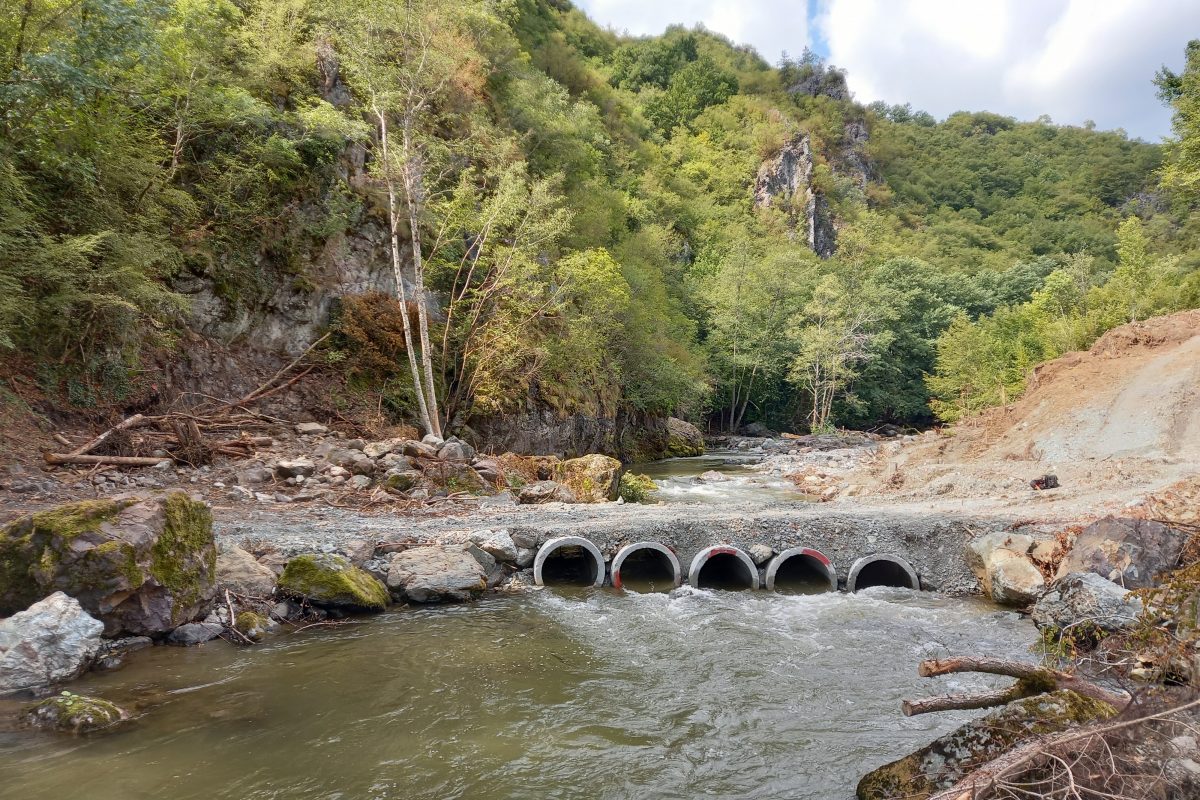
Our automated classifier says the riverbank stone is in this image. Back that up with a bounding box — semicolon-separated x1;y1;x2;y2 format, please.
216;544;277;597
555;454;621;503
1032;571;1143;633
856;690;1117;799
21;692;129;734
278;553;389;611
987;550;1045;606
167;621;224;646
518;480;577;504
0;592;104;695
468;529;518;564
1057;516;1187;589
0;493;217;636
386;547;487;603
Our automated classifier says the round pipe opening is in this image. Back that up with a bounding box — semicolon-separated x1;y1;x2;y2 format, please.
689;546;759;591
766;548;837;594
534;536;606;588
611;542;681;593
847;554;920;592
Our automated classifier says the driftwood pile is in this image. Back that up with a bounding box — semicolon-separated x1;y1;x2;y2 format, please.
42;335;327;469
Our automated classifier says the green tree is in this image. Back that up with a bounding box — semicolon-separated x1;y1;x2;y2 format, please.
1156;40;1200;201
788;275;889;432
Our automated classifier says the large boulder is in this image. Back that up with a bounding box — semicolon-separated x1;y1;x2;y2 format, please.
385;547;487;603
0;592;104;695
966;532;1047;605
665;417;704;457
468;529;518;564
555;454;621;503
215;545;277;597
0;494;217;636
1057;516;1186;588
966;532;1033;581
21;691;129;734
1032;572;1144;633
987;550;1045;606
518;480;577;504
278;554;389;611
856;691;1116;799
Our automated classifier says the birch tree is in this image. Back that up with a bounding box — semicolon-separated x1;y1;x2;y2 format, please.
788;274;888;433
332;0;487;437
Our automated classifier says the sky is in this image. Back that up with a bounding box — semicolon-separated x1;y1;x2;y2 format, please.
575;0;1200;141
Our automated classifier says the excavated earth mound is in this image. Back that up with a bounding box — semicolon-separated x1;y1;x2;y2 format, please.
851;311;1200;519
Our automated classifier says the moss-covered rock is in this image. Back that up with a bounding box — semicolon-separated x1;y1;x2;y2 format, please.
665;417;704;457
856;690;1117;799
0;494;217;636
555;454;621;503
21;691;129;734
278;553;389;611
618;472;659;503
234;611;270;641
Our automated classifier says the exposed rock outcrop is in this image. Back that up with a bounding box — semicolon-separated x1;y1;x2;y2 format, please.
167;621;224;646
0;494;217;636
0;593;104;695
665;417;704;457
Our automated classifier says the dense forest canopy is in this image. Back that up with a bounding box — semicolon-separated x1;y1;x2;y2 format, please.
1;0;1197;434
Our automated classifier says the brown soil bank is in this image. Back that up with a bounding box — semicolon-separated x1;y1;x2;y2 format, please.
846;310;1200;520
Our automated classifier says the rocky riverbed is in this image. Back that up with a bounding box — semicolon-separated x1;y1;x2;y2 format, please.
2;426;1199;798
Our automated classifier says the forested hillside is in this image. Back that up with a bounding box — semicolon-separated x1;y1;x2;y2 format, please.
1;0;1197;444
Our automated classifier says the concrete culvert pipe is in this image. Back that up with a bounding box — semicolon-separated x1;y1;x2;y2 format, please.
766;547;837;594
847;554;920;592
688;546;759;591
534;536;606;587
611;542;681;592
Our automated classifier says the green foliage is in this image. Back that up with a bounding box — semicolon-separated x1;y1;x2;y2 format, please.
1156;40;1200;201
644;57;739;134
2;0;1196;438
618;472;659;504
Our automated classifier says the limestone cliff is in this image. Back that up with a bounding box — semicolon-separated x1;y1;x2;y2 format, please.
752;121;873;258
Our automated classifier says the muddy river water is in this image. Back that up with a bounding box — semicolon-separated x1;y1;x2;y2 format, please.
0;586;1034;800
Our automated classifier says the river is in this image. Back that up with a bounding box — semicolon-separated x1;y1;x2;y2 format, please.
0;587;1034;800
634;450;812;505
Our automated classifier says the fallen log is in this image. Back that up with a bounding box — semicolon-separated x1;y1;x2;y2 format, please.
928;695;1200;800
903;657;1131;716
214;436;273;449
43;453;170;467
68;413;148;456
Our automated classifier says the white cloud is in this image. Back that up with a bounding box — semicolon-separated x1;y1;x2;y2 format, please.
574;0;1198;140
817;0;1199;140
576;1;811;65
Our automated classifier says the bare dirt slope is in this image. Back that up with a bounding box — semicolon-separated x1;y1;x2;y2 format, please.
846;311;1200;521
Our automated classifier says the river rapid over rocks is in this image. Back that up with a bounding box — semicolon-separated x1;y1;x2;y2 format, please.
0;587;1034;800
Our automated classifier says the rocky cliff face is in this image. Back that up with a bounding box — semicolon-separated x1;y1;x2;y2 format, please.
752;121;872;258
469;410;687;461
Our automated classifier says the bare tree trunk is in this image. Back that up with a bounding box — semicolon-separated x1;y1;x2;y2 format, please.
377;107;434;436
401;118;443;438
732;363;758;431
904;657;1130;717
